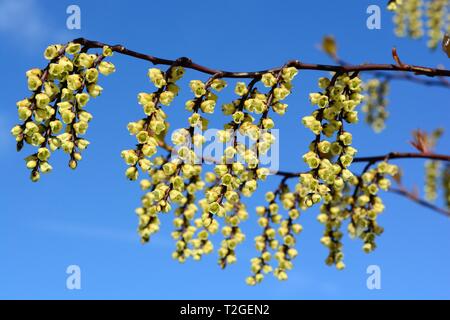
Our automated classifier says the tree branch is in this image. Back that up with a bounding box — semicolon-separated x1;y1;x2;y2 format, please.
352;152;450;163
389;187;450;217
326;42;450;88
69;38;450;218
72;38;450;79
274;152;450;179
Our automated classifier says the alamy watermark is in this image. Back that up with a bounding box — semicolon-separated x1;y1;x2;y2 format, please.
366;264;381;290
66;5;81;30
366;5;381;30
66;264;81;290
168;127;280;174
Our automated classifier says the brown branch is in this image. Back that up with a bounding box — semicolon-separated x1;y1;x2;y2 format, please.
72;38;450;79
162;146;450;178
75;37;449;217
352;152;450;164
327;46;450;88
275;152;450;179
389;187;450;217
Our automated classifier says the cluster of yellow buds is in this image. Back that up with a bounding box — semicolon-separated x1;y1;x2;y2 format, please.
301;74;362;205
395;0;424;39
218;202;248;269
361;79;389;133
246;185;303;285
347;161;399;254
247;190;283;285
426;0;448;49
121;66;184;181
421;128;443;201
316;186;349;270
190;68;297;267
443;164;450;210
273;190;302;280
136;158;204;245
170;171;205;262
183;77;228;259
122;66;208;244
390;0;449;49
299;73;364;268
425;160;440;200
14;40;450;285
12;42;115;181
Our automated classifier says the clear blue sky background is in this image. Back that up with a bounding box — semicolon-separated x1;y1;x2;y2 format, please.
0;0;449;299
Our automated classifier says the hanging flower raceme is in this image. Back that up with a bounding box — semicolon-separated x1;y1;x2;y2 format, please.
393;0;424;39
361;79;390;133
425;160;440;200
300;73;363;269
346;161;399;254
11;43;115;181
122;65;197;244
247;183;303;285
426;0;448;49
247;190;283;285
389;0;449;49
182;76;228;260
443;164;450;210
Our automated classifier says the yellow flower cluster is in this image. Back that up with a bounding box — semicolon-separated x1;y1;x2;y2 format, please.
443;164;450;210
388;0;404;11
122;66;202;246
422;128;443;201
390;0;449;49
11;43;115;181
246;190;282;285
190;68;297;267
394;0;424;39
14;40;449;285
361;79;389;133
218;202;248;269
246;184;303;285
299;73;364;268
347;161;398;254
425;160;440;201
273;189;302;281
301;74;362;203
122;66;184;181
426;0;448;49
182;77;228;260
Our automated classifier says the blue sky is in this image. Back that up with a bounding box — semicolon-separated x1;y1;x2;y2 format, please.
0;0;449;299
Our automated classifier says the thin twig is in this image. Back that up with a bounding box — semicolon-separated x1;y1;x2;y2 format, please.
389;187;450;217
274;152;450;179
327;47;450;88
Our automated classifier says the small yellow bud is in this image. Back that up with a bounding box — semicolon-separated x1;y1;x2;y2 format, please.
234;82;248;96
98;61;116;76
44;44;61;60
262;73;277;87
